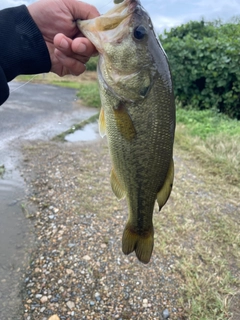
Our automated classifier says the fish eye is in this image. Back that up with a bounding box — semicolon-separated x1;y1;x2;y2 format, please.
133;25;147;40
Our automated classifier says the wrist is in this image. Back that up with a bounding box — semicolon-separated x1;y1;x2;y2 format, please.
0;5;51;81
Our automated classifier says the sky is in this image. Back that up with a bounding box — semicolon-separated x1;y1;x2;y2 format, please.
1;0;240;33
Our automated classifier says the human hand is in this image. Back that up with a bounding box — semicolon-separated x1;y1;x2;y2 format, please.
28;0;99;77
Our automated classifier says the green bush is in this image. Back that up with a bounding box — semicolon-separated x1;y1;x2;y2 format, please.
77;82;100;108
160;20;240;119
85;56;98;71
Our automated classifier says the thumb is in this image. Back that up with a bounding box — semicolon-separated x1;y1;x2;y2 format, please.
65;0;100;20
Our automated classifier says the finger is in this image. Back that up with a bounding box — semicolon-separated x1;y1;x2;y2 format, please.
72;37;98;57
54;33;97;64
54;34;97;60
54;49;86;76
54;33;73;56
66;0;100;20
55;47;90;65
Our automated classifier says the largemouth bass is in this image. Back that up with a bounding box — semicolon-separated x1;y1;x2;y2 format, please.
78;0;175;264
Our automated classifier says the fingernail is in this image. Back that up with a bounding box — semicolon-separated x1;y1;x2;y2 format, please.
78;43;87;53
60;38;69;49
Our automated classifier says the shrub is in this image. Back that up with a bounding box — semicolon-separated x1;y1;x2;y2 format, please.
160;20;240;119
85;56;98;71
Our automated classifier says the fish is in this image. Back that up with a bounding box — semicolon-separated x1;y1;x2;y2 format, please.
77;0;175;264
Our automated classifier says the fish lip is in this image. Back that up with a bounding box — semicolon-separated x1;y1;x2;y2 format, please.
77;2;150;56
77;0;142;33
124;0;141;11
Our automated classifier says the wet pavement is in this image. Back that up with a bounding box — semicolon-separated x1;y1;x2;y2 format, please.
0;80;97;319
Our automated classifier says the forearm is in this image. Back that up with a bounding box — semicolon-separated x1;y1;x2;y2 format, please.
0;67;9;105
0;5;51;105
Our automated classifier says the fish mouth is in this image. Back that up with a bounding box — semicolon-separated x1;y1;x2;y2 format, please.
77;0;142;43
98;0;138;31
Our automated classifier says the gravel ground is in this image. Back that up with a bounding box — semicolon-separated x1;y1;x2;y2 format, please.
19;138;184;320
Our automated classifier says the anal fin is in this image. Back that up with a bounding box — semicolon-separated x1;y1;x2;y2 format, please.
157;158;174;211
110;168;125;200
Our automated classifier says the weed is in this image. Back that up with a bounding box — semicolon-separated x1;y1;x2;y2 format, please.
176;108;240;138
175;107;240;186
0;164;5;177
77;82;101;108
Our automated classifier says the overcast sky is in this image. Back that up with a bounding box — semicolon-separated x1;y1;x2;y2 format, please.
1;0;240;33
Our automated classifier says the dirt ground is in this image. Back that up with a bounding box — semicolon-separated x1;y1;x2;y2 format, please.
19;132;239;319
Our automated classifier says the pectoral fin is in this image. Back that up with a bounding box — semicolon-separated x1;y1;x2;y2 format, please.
114;104;136;141
157;158;174;211
99;107;106;137
110;168;125;200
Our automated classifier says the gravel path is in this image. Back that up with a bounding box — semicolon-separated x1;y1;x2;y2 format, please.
20;139;184;320
18;135;239;320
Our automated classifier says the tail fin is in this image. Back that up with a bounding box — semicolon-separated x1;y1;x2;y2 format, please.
122;224;154;264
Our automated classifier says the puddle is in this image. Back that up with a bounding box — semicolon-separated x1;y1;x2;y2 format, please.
65;122;99;142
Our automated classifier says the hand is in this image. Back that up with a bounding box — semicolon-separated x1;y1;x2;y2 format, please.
28;0;99;76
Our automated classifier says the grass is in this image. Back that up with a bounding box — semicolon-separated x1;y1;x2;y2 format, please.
15;71;98;87
77;82;100;108
176;107;240;187
16;74;81;89
166;107;240;318
153;139;240;318
176;108;240;138
0;164;5;178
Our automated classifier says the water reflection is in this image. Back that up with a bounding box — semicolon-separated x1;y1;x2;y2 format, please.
65;122;99;142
